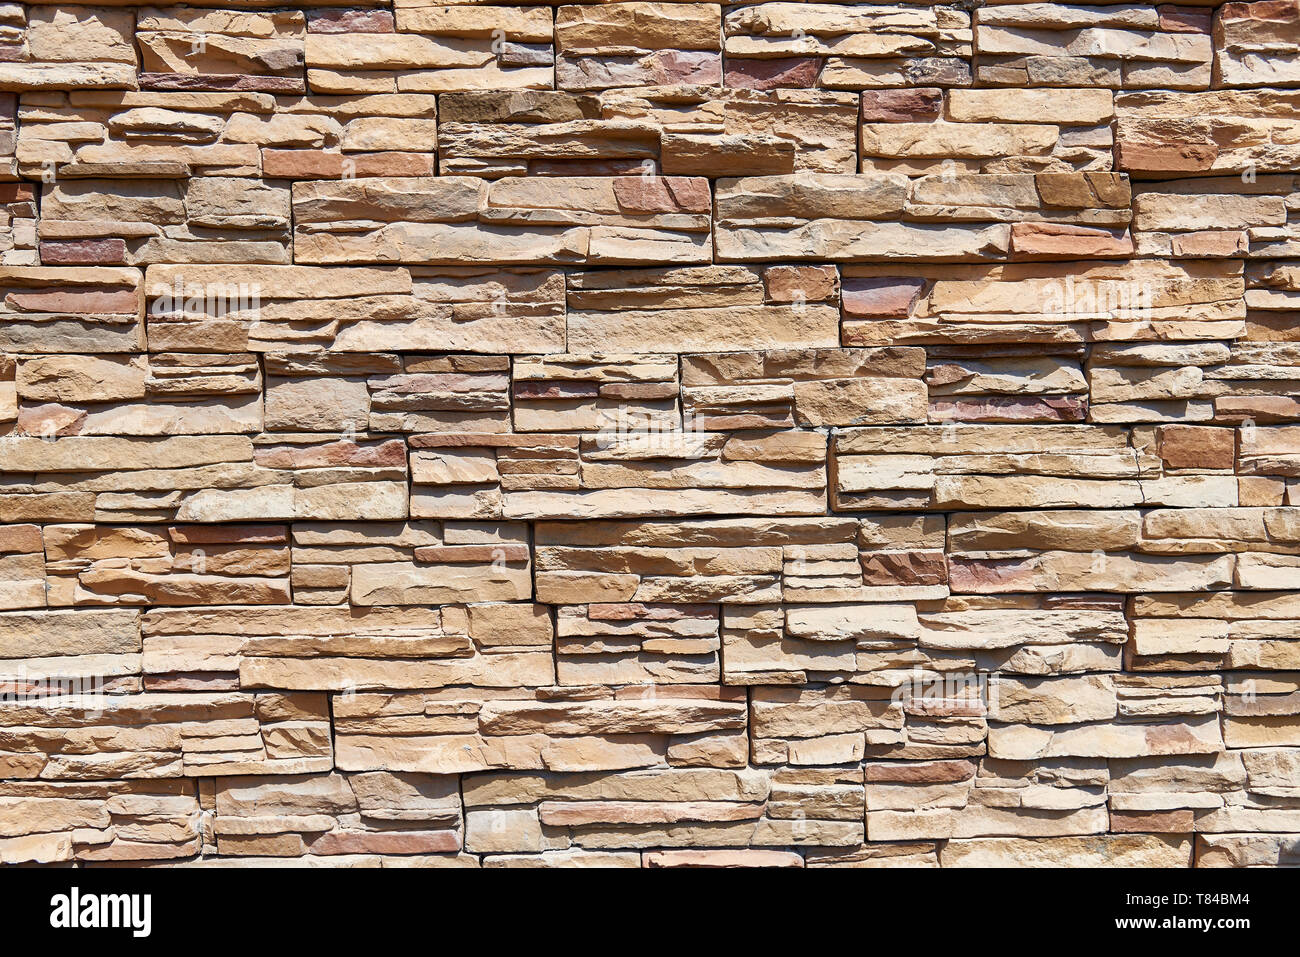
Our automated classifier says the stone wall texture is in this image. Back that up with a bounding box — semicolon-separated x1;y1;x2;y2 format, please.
0;0;1298;869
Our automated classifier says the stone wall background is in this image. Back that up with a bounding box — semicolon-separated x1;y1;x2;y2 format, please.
1;0;1298;868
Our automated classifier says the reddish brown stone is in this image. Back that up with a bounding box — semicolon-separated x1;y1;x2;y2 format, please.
1219;0;1300;25
696;412;792;431
1239;476;1285;506
841;277;926;319
1011;223;1135;259
616;683;743;702
724;57;822;90
218;834;306;857
1171;230;1248;257
307;9;395;32
1158;4;1213;32
40;239;128;265
262;150;350;179
1157;425;1236;470
861;88;943;122
8;288;140;315
0;524;43;554
651;50;721;86
764;264;838;303
1111;809;1195;833
1216;395;1300;422
598;382;679;400
1115;140;1218;175
0;183;35;204
16;403;86;437
612;176;711;213
947;557;1036;592
144;673;242;692
513;382;601;400
865;760;977;784
355;152;436;177
0;752;48;777
292;564;349;589
860;550;947;586
253;439;408;469
262;150;435;179
931;396;1088;424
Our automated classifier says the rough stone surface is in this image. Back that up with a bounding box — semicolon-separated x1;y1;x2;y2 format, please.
0;0;1295;870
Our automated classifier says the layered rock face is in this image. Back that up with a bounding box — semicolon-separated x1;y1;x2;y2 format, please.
0;0;1298;869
